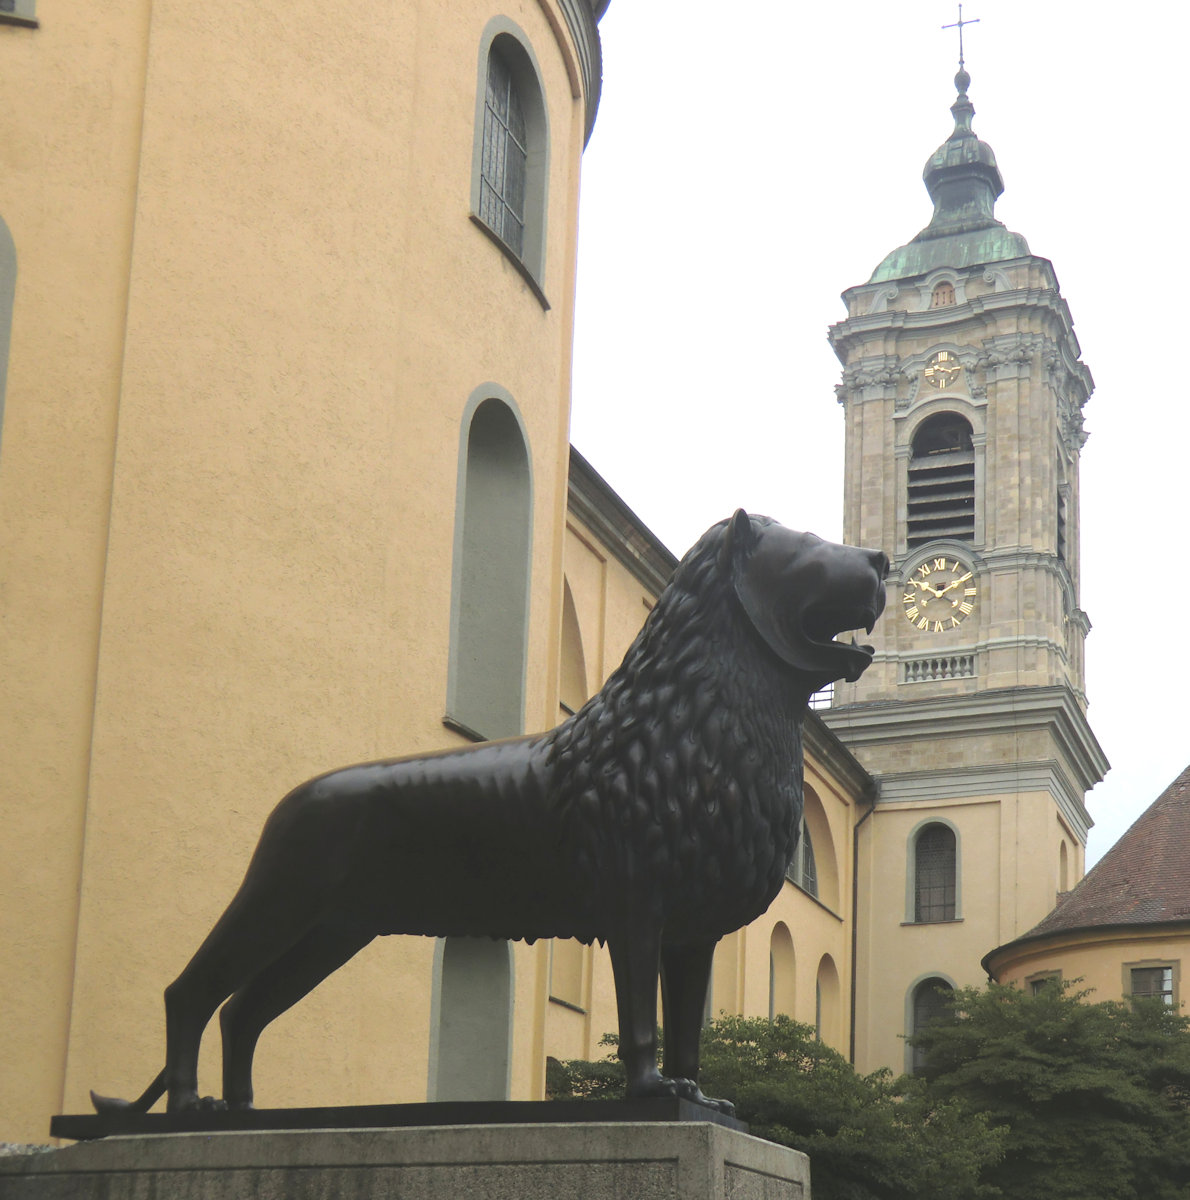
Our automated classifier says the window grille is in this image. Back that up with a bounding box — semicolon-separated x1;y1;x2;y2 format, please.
1131;966;1174;1005
907;413;975;548
914;825;956;922
479;49;527;258
787;817;818;898
911;978;953;1072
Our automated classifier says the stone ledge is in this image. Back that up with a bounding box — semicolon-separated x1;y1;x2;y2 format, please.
0;1122;810;1199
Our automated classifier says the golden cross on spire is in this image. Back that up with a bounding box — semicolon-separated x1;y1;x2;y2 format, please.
942;3;980;68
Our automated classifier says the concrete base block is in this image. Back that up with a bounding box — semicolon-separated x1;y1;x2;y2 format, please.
0;1123;810;1198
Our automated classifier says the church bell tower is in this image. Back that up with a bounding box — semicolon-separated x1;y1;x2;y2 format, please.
821;58;1109;1073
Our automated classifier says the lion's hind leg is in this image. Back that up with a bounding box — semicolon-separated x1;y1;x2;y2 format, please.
218;923;374;1109
161;867;335;1113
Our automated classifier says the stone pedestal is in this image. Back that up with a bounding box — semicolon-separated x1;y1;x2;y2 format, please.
0;1122;809;1198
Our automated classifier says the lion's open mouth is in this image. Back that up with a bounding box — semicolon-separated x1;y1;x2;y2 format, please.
802;604;877;659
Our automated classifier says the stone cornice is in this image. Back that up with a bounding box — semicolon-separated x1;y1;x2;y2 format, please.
863;759;1092;842
553;0;603;144
566;446;677;594
805;712;877;805
830;261;1086;368
822;684;1109;795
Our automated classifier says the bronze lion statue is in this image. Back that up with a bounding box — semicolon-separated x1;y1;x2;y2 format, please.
92;510;887;1117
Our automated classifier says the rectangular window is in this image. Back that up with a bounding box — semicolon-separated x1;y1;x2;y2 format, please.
1130;964;1175;1005
1027;971;1061;995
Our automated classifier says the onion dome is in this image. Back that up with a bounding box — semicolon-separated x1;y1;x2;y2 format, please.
870;67;1029;282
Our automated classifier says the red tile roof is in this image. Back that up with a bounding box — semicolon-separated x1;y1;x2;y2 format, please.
1024;764;1190;939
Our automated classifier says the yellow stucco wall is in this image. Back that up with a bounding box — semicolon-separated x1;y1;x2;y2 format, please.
1;0;592;1142
852;787;1082;1074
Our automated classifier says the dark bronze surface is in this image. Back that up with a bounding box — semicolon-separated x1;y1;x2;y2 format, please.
55;1097;747;1142
86;511;887;1127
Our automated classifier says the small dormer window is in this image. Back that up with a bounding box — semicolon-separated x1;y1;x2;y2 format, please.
931;281;956;308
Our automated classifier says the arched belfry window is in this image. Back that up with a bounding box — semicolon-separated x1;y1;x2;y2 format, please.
447;392;533;741
907;412;975;548
472;23;550;289
913;823;957;923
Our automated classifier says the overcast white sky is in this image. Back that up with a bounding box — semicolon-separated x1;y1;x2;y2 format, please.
569;1;1189;867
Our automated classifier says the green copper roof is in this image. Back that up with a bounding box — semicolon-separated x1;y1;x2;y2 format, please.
869;66;1029;283
871;225;1030;282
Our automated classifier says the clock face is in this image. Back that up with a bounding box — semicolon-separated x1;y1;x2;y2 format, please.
924;350;961;389
902;556;978;633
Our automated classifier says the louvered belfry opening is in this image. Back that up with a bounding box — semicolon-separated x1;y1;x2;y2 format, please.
907;412;975;548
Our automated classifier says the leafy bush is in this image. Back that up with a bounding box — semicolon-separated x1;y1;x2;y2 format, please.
910;980;1190;1200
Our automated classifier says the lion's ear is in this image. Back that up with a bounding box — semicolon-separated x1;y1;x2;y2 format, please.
720;509;756;575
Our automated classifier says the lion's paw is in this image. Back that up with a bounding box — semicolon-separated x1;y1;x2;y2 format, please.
671;1078;735;1115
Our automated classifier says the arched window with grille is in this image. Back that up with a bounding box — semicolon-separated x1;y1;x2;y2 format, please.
472;22;550;290
907;412;975;548
913;823;957;923
787;814;818;898
909;976;954;1072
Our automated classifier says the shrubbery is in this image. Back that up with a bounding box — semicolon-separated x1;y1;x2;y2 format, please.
549;983;1190;1199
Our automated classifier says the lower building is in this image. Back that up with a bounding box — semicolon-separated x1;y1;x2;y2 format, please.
984;765;1190;1008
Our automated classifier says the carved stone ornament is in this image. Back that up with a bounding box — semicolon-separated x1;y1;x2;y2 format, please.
88;513;888;1122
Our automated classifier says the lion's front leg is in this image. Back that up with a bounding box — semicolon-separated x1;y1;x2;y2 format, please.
660;940;734;1115
607;930;669;1101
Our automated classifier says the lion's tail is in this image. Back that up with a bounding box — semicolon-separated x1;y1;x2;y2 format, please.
90;1068;166;1115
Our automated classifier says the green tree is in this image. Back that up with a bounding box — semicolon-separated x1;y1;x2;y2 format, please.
548;1015;1002;1200
910;980;1190;1200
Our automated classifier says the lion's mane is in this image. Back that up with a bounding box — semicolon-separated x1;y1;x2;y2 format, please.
546;517;804;945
